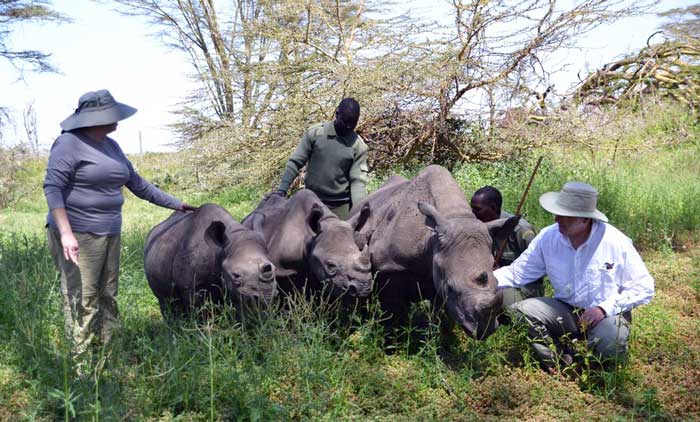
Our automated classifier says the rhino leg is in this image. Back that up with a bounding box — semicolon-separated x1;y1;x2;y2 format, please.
158;295;188;324
377;273;445;351
375;275;412;338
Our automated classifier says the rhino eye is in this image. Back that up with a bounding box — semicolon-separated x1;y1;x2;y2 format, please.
325;260;338;275
475;272;488;286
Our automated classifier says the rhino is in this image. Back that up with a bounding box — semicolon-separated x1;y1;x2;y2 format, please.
347;165;519;339
241;189;373;298
144;203;277;318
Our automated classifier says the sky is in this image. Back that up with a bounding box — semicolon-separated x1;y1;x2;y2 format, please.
0;0;694;153
1;0;194;153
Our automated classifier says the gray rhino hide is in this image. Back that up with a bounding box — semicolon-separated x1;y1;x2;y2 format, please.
242;189;372;298
348;165;519;339
144;203;276;318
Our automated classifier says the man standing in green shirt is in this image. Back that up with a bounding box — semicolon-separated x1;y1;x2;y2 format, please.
470;186;545;308
275;98;368;219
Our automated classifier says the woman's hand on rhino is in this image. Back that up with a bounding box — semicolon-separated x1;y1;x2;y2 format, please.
265;190;287;200
180;203;198;212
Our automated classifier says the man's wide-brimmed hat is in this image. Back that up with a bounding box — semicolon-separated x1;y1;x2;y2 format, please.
539;181;608;222
60;89;137;131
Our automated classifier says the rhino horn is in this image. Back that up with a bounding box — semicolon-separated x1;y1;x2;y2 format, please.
359;243;371;266
351;202;371;233
353;232;369;250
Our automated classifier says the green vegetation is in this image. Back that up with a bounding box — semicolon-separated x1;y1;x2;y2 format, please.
7;224;698;420
2;103;700;420
452;145;700;250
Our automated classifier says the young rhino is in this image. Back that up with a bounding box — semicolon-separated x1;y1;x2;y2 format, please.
144;203;277;319
241;189;373;298
348;165;519;339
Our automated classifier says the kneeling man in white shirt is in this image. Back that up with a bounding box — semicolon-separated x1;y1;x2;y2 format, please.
494;181;655;370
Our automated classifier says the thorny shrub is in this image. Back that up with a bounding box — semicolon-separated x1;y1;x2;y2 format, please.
0;145;31;208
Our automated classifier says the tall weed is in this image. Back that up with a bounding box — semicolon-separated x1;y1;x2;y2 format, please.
450;144;700;249
1;101;700;419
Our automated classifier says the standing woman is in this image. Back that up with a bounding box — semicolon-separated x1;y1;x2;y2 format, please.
44;89;196;353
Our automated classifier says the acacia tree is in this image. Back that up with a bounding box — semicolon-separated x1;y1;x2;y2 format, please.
108;0;658;179
107;0;254;124
107;0;423;178
1;0;64;72
311;0;660;167
395;0;657;163
572;3;700;108
659;3;700;42
1;0;65;138
108;0;413;133
0;0;63;203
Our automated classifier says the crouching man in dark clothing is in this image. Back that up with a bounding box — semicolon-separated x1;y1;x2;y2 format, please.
471;185;544;307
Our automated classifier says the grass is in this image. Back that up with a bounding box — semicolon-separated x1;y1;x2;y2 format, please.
7;234;696;421
451;143;700;250
1;136;700;419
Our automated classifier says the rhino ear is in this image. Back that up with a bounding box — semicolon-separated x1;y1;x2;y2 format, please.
351;202;371;233
486;214;521;242
418;202;447;231
348;203;372;248
204;221;228;249
307;203;324;234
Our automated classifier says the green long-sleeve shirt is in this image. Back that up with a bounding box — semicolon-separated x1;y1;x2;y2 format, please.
278;121;369;206
495;210;537;266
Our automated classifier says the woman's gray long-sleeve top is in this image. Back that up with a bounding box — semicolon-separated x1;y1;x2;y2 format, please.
43;131;182;236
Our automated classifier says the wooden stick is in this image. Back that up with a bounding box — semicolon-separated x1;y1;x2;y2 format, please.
494;156;544;266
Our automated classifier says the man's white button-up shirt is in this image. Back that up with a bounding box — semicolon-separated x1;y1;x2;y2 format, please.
494;220;655;316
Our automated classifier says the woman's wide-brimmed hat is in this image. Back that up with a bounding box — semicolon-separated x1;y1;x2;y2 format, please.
60;89;137;131
539;181;608;222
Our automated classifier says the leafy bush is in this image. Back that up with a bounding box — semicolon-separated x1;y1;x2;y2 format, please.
499;98;700;163
444;99;700;249
183;125;291;192
128;152;196;193
447;145;700;250
0;145;32;209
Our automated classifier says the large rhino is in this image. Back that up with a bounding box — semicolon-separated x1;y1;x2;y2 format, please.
144;203;277;318
241;189;373;298
348;165;519;339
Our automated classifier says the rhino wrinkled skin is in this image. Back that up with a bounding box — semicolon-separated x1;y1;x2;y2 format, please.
348;165;519;339
144;203;277;318
242;189;373;298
